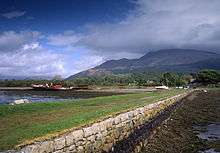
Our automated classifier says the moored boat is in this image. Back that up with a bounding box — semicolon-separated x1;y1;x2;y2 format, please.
31;84;71;91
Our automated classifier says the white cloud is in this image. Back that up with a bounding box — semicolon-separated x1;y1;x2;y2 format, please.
0;46;66;77
72;53;104;73
48;31;82;46
0;31;40;52
0;31;67;77
23;42;40;50
1;11;26;19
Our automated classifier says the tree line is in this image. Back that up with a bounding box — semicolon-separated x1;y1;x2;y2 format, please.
0;70;219;87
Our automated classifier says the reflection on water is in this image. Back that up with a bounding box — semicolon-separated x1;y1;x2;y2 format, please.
194;124;220;153
194;124;220;140
199;149;220;153
0;90;122;104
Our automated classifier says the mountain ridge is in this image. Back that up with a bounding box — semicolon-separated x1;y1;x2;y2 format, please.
67;49;220;80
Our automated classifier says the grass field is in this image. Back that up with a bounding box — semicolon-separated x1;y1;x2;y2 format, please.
0;89;185;151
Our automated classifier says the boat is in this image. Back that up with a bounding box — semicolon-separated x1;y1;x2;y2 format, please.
31;84;71;91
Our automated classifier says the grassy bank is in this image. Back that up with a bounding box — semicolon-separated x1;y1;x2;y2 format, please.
141;89;220;153
0;89;185;151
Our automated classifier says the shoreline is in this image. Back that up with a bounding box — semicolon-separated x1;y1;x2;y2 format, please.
0;87;156;93
0;87;33;90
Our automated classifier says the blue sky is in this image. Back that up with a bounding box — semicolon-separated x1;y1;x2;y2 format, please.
1;0;220;77
0;0;135;33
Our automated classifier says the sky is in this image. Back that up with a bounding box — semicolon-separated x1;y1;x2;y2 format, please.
0;0;220;78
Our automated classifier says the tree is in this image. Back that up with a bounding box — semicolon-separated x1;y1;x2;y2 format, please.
182;74;193;84
196;70;220;85
160;72;187;87
160;73;175;86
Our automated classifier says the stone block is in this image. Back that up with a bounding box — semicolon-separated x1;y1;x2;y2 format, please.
102;130;108;137
118;113;129;122
53;149;64;153
99;122;107;131
103;118;114;129
54;137;65;150
66;144;77;153
76;146;84;153
95;132;103;141
84;142;95;153
91;123;101;134
38;140;54;153
86;135;95;142
83;126;95;137
102;143;113;152
65;134;74;146
112;129;120;139
133;110;139;116
105;135;113;143
72;129;84;141
75;140;86;146
69;144;76;150
93;140;102;150
127;111;134;118
113;116;121;125
20;144;40;153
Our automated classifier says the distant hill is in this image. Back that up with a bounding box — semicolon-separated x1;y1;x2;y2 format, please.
0;75;53;80
67;49;220;80
0;75;26;80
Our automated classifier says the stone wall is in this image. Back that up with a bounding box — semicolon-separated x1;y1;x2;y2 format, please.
11;91;191;153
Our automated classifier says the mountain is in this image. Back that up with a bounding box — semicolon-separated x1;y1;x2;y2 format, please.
67;49;220;79
0;75;26;80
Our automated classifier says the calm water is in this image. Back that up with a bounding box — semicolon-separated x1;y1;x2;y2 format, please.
195;124;220;153
0;90;122;104
195;124;220;140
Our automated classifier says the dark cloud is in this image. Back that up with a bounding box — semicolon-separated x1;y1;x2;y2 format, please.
75;0;220;58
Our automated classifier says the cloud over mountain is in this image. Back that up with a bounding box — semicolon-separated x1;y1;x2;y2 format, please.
76;0;220;58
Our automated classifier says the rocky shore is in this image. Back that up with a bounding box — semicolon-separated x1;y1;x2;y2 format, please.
140;89;220;153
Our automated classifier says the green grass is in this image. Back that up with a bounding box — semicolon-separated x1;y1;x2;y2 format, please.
0;89;185;151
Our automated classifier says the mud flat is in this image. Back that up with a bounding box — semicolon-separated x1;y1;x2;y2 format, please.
0;87;32;90
140;89;220;153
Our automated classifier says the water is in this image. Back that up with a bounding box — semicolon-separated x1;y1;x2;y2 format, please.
194;124;220;140
0;90;122;104
199;149;220;153
194;124;220;153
